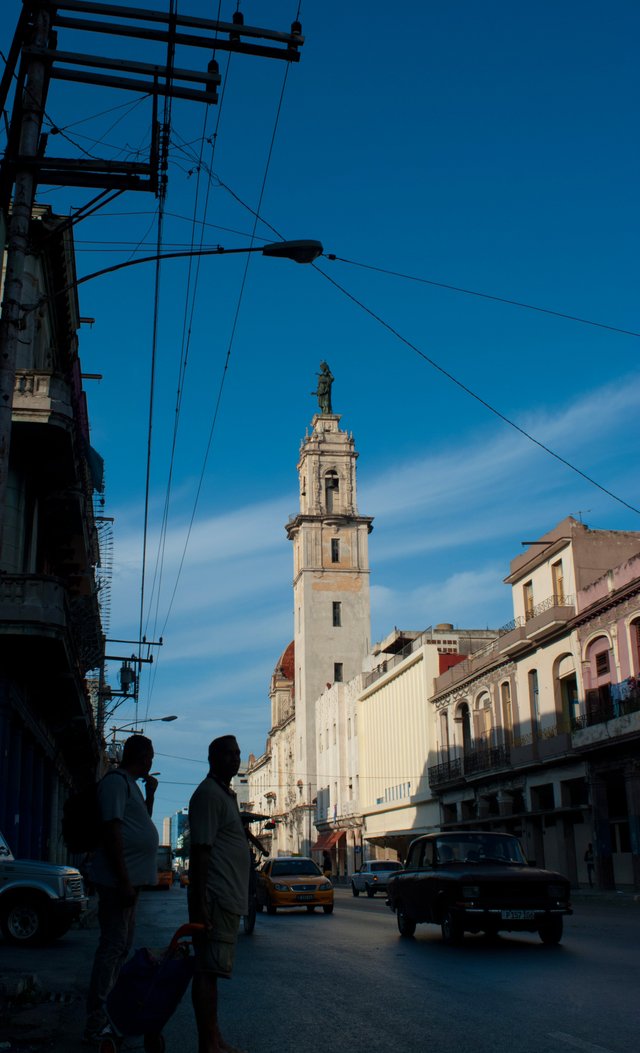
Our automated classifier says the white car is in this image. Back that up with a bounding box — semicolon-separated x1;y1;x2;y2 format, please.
350;860;403;898
0;831;87;944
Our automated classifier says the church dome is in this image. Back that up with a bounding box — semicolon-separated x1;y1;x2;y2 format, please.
274;640;295;682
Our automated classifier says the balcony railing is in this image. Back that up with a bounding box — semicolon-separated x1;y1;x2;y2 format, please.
428;744;510;788
572;682;640;730
428;757;463;787
463;743;511;775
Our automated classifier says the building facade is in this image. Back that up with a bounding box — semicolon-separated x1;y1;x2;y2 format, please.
0;206;104;862
428;518;640;890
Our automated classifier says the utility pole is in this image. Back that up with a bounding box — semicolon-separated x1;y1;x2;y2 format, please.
0;0;304;563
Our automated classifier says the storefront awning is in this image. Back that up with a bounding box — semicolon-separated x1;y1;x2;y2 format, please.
311;830;344;851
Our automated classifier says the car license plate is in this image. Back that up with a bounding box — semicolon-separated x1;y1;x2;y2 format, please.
501;910;535;920
296;894;314;901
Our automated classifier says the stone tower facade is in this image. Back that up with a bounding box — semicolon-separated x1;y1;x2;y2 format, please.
285;412;373;804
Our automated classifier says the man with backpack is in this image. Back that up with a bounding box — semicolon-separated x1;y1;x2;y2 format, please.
84;735;159;1044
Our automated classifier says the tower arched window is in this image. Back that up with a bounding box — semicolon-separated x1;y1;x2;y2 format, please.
325;471;339;512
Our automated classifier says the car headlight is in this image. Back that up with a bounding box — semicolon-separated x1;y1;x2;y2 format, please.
319;881;332;891
273;883;290;892
461;885;480;899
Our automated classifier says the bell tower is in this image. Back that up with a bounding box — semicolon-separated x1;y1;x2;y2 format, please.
286;375;373;798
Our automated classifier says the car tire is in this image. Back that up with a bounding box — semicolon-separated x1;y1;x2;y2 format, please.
441;909;464;945
366;885;375;898
266;900;277;915
351;882;360;897
0;895;48;946
396;907;416;937
323;904;334;914
538;917;563;945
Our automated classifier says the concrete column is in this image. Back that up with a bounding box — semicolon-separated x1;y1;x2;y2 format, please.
623;761;640;891
590;773;615;890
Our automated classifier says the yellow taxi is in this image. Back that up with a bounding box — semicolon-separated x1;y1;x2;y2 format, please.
256;856;334;914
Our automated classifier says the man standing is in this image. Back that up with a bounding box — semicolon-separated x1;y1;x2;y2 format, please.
85;735;159;1042
188;735;249;1053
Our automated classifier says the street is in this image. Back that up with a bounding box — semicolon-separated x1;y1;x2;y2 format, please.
2;887;639;1053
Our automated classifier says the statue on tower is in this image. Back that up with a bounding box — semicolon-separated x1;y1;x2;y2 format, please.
312;361;334;414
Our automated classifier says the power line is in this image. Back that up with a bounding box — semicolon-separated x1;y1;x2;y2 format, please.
312;261;640;517
326;254;640;340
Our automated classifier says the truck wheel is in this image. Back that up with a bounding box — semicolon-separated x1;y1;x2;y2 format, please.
441;909;464;945
397;907;416;937
538;917;563;945
0;895;47;945
351;882;360;897
366;885;375;898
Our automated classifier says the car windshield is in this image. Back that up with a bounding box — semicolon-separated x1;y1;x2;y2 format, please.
371;861;401;871
435;834;526;865
271;859;321;877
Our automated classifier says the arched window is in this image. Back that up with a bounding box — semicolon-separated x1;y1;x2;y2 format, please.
629;617;640;678
555;654;578;729
439;710;450;756
584;634;613;723
457;701;472;755
475;691;492;746
324;470;339;512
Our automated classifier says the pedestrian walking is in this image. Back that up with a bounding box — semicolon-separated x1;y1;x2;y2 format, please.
322;850;332;879
584;842;595;887
188;735;249;1053
84;735;159;1043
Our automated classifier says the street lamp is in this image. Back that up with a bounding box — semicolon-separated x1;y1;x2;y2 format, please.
111;715;178;737
0;237;323;558
70;238;324;292
107;715;177;765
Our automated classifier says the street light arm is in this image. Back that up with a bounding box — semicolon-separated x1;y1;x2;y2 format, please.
73;239;323;289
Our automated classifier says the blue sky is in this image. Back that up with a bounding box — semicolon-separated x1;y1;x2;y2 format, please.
2;1;639;825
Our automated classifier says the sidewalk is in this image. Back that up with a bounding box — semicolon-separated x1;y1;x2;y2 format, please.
0;898;99;1053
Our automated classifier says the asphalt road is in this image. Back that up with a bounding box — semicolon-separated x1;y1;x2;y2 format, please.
2;886;639;1053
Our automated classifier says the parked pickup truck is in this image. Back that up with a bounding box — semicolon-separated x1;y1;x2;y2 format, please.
0;830;88;945
386;831;572;945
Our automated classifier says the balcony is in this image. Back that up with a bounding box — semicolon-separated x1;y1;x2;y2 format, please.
428;756;463;788
523;593;575;642
13;370;74;428
572;681;640;748
0;575;67;632
497;616;529;655
0;574;102;673
428;745;510;789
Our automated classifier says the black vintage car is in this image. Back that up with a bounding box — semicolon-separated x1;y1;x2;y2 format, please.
386;831;572;945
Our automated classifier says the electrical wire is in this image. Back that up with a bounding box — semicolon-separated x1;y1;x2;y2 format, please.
151;52;296;657
326;255;640;341
312;261;640;516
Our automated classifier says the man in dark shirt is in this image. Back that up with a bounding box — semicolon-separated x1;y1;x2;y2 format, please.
189;735;249;1053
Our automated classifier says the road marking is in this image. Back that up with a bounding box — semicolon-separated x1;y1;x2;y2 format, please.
549;1032;615;1053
